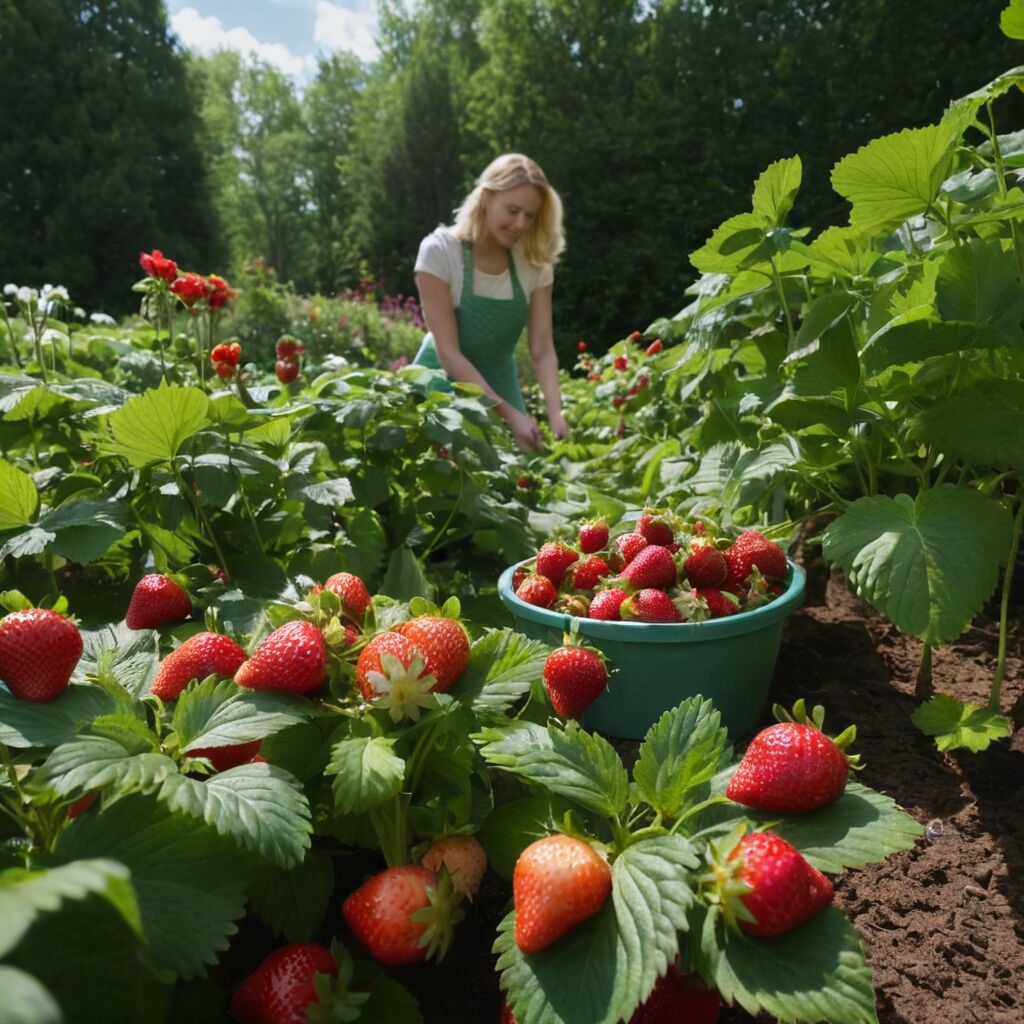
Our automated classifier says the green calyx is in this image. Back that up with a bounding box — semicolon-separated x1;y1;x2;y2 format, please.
409;867;465;963
773;698;864;770
304;941;371;1024
698;825;756;936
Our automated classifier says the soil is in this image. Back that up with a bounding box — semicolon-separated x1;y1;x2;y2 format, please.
399;549;1024;1024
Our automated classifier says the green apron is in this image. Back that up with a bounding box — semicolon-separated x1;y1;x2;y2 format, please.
413;242;529;413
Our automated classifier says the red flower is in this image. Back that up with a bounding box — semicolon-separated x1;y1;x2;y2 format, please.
206;274;237;310
170;272;208;307
139;249;178;282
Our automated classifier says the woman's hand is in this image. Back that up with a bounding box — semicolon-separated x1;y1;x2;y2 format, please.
548;410;569;440
506;408;544;451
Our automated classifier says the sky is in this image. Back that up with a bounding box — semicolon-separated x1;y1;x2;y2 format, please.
164;0;381;82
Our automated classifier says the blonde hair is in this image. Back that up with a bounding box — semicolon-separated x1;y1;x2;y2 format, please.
452;153;565;269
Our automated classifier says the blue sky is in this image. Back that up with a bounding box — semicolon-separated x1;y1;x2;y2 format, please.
164;0;380;81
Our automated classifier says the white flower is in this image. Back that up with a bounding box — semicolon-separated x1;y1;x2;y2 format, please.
40;328;64;347
89;312;116;325
3;284;17;296
365;652;437;723
16;286;37;304
73;307;86;319
41;284;70;302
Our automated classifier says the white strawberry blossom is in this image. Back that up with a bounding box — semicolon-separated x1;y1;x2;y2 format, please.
366;652;437;722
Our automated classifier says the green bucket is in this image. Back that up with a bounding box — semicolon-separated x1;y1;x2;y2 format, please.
497;561;806;740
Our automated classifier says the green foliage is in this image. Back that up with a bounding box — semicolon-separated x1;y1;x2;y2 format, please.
911;694;1013;751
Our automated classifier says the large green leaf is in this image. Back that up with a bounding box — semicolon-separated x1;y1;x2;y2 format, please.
54;793;253;978
690;213;766;274
174;677;315;751
0;685;116;749
326;736;405;815
0;966;61;1024
157;763;312;869
0;461;38;529
691;904;878;1024
478;793;578;881
686;441;799;519
910;381;1024;470
821;487;1013;644
830;122;959;230
107;385;209;468
497;835;698;1024
1001;3;1024;40
860;319;1010;375
935;237;1024;334
752;155;802;227
76;623;160;699
476;721;630;819
379;546;433;602
249;847;334;942
804;227;881;280
33;735;178;798
455;628;551;719
911;694;1012;752
39;497;127;565
634;698;731;819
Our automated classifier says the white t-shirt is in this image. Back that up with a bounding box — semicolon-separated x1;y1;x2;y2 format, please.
414;226;554;308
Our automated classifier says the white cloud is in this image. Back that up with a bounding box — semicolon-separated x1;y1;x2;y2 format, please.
170;7;318;80
313;1;378;64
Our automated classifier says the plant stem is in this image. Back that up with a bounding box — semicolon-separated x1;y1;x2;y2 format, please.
369;796;410;868
915;643;933;701
172;462;230;573
986;100;1024;283
769;258;796;347
420;465;465;561
989;493;1023;713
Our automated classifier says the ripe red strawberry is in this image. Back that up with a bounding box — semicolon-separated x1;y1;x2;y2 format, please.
726;530;788;581
567;555;611;591
543;646;608;717
629;964;721;1024
421;835;487;899
276;358;299;384
513;835;611;954
186;740;262;771
515;574;558;609
617;544;677;590
395;615;470;692
0;608;83;702
608;531;648;571
67;791;98;819
235;621;327;695
312;571;371;624
150;631;248;700
499;1004;516;1024
215;362;235;380
613;356;628;371
511;562;532;591
731;831;833;936
587;588;629;621
125;574;192;629
342;865;461;964
535;542;578;586
230;942;337;1024
727;722;852;812
683;544;728;588
644;339;663;357
276;338;299;359
636;513;675;547
355;632;422;700
578;520;609;554
621;589;682;623
693;588;740;619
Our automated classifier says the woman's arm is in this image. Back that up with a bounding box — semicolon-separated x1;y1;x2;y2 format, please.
415;271;542;451
526;283;569;439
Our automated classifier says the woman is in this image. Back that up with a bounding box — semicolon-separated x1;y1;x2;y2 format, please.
413;154;568;451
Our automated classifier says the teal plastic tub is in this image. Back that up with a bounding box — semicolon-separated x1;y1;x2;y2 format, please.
497;560;806;740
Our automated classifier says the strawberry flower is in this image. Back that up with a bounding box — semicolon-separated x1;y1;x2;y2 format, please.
365;652;437;722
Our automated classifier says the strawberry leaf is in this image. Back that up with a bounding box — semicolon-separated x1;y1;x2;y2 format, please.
478;794;578;881
752;155;803;228
689;903;878;1024
456;628;551;719
76;622;160;699
54;793;253;978
0;459;38;529
326;736;405;815
157;763;312;869
475;721;629;819
33;736;178;799
910;694;1012;752
0;685;116;749
822;487;1012;645
249;847;334;942
106;384;209;468
634;697;731;819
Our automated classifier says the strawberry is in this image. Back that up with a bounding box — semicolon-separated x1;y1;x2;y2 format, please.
276;337;299;359
276;358;299;384
567;555;611;591
535;542;579;586
421;835;487;899
725;530;788;581
617;544;677;590
125;574;192;630
627;330;643;343
613;356;628;371
235;621;327;695
644;339;663;357
67;791;98;819
511;562;532;591
692;588;740;619
727;703;858;812
608;531;648;571
513;835;611;954
186;740;263;771
225;341;242;366
211;342;231;363
342;865;462;964
629;964;721;1024
215;362;235;380
587;587;629;620
543;646;608;718
149;631;248;700
499;1004;516;1024
636;513;675;547
395;615;470;692
578;520;609;554
355;631;438;721
230;942;337;1024
731;831;833;936
515;574;558;609
683;544;728;588
621;589;682;623
0;608;83;702
315;572;371;624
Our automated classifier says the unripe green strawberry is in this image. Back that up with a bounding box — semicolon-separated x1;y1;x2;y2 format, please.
513;835;611;954
125;574;192;630
535;542;579;586
683;544;728;588
0;608;82;702
515;574;558;609
421;835;487;899
395;615;470;692
235;621;327;695
150;631;248;700
543;646;608;717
